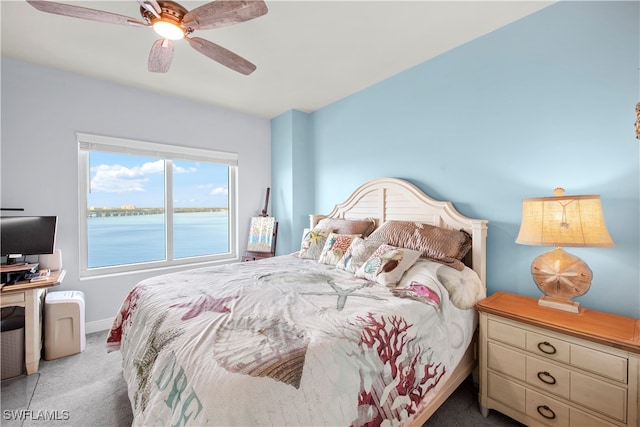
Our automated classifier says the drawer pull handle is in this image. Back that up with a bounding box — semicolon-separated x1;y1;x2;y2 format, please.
537;371;557;385
537;341;557;355
537;405;556;420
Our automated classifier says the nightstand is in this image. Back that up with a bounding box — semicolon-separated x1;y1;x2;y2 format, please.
477;292;640;427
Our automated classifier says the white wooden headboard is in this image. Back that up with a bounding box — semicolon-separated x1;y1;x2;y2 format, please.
310;178;488;289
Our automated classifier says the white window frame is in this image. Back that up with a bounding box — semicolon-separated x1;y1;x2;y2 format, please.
77;132;238;278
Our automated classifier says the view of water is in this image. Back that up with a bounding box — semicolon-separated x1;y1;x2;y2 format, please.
87;211;229;268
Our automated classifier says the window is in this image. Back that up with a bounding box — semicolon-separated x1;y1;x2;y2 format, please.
78;133;237;277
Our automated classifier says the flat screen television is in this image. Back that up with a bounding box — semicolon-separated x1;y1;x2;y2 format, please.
1;216;57;264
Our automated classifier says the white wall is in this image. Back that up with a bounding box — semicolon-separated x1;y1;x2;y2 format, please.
1;58;271;331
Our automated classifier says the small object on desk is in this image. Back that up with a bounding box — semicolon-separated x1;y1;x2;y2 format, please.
1;263;40;286
25;269;50;282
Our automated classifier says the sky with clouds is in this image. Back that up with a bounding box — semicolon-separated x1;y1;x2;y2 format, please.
87;152;229;209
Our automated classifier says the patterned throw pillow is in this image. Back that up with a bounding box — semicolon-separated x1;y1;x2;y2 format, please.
336;237;384;273
355;244;421;287
318;233;360;265
298;227;333;260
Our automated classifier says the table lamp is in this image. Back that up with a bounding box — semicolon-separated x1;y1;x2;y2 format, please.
515;188;614;313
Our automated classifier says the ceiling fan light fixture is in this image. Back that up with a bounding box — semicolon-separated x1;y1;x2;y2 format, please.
153;20;184;40
27;0;268;74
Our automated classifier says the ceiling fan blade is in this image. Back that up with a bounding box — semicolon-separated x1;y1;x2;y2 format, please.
182;1;268;31
137;0;162;17
27;1;147;26
148;39;174;73
187;36;256;75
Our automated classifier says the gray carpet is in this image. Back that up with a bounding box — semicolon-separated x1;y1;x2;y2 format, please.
1;331;132;427
1;331;523;426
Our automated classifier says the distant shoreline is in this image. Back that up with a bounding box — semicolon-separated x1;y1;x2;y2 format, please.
88;207;227;217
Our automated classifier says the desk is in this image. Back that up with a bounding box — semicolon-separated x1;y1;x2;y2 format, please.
1;269;66;374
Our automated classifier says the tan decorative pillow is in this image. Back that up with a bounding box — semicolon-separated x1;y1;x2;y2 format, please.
316;217;376;238
367;221;471;271
299;227;333;260
355;244;422;287
318;233;360;265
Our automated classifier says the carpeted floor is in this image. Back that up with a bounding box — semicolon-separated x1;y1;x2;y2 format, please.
1;331;523;426
1;331;132;427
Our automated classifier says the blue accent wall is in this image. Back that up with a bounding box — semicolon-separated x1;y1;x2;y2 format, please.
272;1;640;318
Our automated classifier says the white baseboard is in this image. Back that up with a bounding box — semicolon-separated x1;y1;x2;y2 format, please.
85;318;114;334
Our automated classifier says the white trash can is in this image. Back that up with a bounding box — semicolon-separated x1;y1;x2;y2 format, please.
44;291;86;360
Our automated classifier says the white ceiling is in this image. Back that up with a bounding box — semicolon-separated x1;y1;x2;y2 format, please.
1;1;553;118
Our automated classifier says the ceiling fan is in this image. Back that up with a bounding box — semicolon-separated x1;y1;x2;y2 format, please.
26;0;268;75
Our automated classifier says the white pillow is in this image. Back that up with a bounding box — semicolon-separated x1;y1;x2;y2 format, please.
397;259;485;310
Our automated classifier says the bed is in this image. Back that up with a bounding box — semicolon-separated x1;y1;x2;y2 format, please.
106;177;488;426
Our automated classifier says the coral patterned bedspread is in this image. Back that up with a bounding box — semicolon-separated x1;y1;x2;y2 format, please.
106;254;483;427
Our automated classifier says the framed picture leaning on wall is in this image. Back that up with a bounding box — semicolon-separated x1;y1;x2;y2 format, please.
247;216;277;254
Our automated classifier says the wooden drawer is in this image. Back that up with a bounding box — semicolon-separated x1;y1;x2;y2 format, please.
526;387;621;427
526;355;627;422
571;370;627;422
488;318;571;363
525;387;570;426
0;291;25;306
489;372;620;427
488;342;525;380
526;356;570;400
526;330;570;364
570;408;618;427
488;371;526;414
490;340;626;420
488;318;628;383
487;318;526;349
571;344;628;383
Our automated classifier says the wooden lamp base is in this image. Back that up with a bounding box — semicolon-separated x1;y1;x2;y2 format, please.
538;295;581;313
531;247;592;314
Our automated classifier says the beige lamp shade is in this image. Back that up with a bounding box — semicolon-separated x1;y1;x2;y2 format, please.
515;189;614;248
